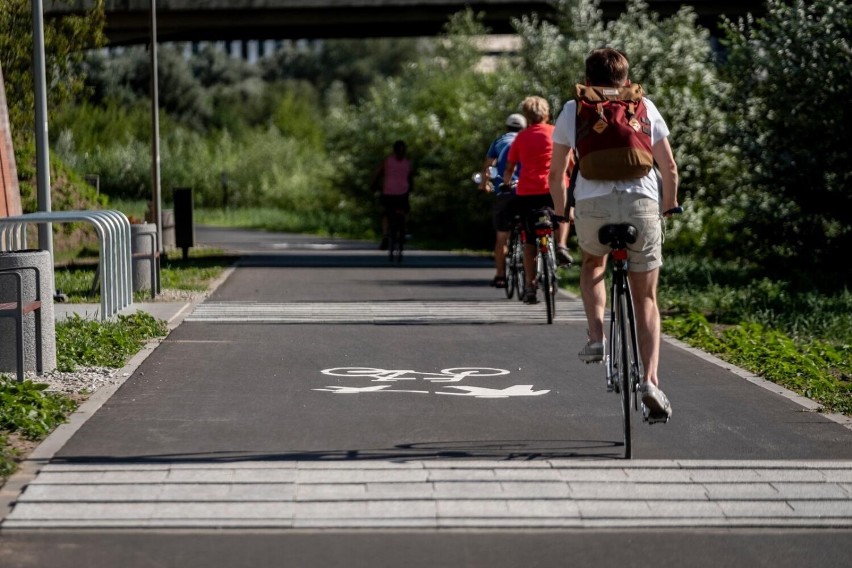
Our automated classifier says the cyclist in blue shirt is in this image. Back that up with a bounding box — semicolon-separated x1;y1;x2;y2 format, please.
479;113;527;288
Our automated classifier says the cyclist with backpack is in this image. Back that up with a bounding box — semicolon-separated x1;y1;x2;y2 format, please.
548;48;679;420
479;112;527;288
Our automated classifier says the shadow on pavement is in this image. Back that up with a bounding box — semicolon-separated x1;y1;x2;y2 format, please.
52;439;623;464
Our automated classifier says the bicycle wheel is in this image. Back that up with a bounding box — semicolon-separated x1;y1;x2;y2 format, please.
542;248;556;324
505;231;519;299
623;277;643;412
513;234;526;302
613;273;633;459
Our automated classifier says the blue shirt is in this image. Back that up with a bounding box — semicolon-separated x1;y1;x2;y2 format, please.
486;132;521;191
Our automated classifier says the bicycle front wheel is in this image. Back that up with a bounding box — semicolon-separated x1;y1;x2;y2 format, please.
542;249;556;324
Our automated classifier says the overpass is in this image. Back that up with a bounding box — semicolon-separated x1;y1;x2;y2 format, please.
47;0;766;45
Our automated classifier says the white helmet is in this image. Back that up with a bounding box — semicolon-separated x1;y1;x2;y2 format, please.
505;113;527;129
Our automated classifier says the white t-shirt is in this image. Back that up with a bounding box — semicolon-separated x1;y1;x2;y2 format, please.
552;98;670;202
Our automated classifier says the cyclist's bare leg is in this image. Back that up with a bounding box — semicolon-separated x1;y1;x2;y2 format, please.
495;230;510;278
580;251;607;342
523;243;537;289
628;268;661;386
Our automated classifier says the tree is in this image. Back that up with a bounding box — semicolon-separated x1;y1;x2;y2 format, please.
0;0;105;144
720;0;851;279
0;0;105;214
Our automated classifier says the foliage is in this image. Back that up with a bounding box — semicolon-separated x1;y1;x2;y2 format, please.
719;0;851;277
0;0;105;142
0;378;77;440
259;38;422;104
659;255;852;344
663;313;852;415
55;312;168;372
327;9;516;248
2;0;107;223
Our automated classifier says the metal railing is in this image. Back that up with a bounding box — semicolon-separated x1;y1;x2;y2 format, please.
0;210;133;319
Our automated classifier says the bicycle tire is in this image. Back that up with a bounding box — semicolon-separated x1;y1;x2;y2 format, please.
623;277;643;411
388;213;404;263
505;231;520;299
513;234;526;302
616;277;633;459
543;248;555;324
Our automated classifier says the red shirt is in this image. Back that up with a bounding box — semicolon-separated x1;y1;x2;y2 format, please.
507;123;554;196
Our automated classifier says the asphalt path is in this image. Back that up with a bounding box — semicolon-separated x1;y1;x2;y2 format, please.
2;227;851;566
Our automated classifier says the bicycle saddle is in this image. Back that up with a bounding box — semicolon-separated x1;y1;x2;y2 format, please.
598;224;638;248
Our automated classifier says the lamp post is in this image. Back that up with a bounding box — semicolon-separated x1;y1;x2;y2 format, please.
31;0;52;256
149;0;162;257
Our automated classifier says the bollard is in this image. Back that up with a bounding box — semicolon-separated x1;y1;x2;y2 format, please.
0;250;56;378
130;222;157;293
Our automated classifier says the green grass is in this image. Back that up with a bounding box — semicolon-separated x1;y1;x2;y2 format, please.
56;312;169;372
54;247;235;302
194;206;373;239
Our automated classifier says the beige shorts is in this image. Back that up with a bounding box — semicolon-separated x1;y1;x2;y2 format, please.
574;191;662;272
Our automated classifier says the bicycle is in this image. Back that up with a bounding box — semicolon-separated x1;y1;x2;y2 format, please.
531;208;558;324
506;213;525;301
600;206;681;459
387;206;406;263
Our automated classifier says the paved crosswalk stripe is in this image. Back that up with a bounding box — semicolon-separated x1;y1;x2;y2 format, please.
185;301;587;324
4;461;851;529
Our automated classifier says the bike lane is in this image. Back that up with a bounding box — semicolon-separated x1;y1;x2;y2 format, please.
2;229;851;565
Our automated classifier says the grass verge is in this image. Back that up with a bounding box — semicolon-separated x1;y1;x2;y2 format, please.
558;255;852;416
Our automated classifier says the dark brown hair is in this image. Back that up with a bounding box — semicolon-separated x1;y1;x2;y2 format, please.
585;48;630;87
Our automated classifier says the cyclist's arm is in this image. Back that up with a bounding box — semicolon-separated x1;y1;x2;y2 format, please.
652;137;679;215
479;156;494;191
549;142;571;216
501;159;517;189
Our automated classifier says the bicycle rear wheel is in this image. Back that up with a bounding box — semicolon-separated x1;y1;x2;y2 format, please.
513;234;526;302
505;231;520;299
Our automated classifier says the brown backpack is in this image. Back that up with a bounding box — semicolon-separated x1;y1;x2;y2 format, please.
575;83;654;180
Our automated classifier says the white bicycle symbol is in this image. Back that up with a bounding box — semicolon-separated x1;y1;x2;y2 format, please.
320;367;510;383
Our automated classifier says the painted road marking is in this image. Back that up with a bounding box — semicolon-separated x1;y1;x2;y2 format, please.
316;367;550;398
185;300;586;324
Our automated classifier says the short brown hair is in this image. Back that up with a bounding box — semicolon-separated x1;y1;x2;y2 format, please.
585;48;629;87
520;96;550;124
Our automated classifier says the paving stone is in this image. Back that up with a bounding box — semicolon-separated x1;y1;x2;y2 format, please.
718;500;797;517
702;483;780;500
498;481;571;498
296;483;366;500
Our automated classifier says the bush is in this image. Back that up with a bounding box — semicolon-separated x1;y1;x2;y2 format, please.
719;0;852;277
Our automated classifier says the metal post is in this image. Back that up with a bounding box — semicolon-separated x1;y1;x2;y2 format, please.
31;0;52;257
149;0;163;255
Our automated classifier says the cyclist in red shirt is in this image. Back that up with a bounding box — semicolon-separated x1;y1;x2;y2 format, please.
502;96;570;304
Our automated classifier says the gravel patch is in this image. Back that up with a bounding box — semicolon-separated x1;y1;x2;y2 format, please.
24;367;126;396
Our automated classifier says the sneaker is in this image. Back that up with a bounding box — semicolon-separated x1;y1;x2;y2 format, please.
640;382;672;419
523;286;538;304
556;245;574;267
578;339;605;363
